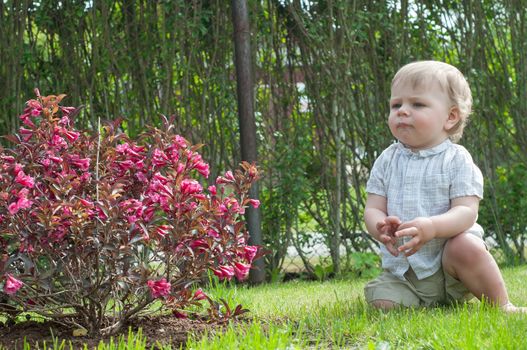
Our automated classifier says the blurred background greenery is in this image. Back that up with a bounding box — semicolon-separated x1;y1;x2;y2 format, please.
2;0;526;278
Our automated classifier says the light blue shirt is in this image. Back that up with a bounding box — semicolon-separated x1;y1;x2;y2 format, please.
366;139;484;280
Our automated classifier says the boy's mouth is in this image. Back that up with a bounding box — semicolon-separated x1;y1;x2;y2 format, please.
397;122;413;128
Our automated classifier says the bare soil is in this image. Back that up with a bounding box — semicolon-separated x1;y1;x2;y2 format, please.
0;315;221;349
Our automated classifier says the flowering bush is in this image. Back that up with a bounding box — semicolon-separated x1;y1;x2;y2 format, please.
0;90;260;334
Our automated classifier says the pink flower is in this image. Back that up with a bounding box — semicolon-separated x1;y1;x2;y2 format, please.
249;199;260;209
213;265;235;281
59;116;71;126
19;242;34;253
49;155;63;163
80;198;94;207
194;161;210;178
234;262;251;281
63;130;80;142
69;155;90;171
218;204;228;214
152;149;169;166
19;112;35;127
41;158;51;169
116;143;130;154
190;239;209;251
120;199;144;223
147;278;171;298
62;206;72;216
118;160;134;171
208;185;217;196
172;310;188;319
222;197;241;214
15;171;35;188
143;206;155;222
80;172;91;182
207;229;220;238
176;163;185;174
51;134;67;149
149;179;173;197
173;135;188;149
134;159;145;169
96;207;108;220
3;274;23;295
136;172;148;183
244;246;258;263
216;170;235;184
13;163;23;175
180;179;202;195
225;171;235;181
27;99;42;110
19;127;34;141
156;225;171;237
8;196;33;215
0;155;15;163
192;288;207;301
7;202;20;215
152;172;168;183
60;106;76;116
49;226;68;241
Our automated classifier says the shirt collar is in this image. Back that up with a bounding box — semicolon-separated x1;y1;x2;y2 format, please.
396;139;452;157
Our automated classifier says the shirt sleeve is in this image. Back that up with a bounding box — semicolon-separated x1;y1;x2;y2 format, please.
449;147;484;199
366;148;389;197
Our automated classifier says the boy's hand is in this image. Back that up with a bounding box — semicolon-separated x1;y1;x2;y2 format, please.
395;217;436;256
376;216;401;256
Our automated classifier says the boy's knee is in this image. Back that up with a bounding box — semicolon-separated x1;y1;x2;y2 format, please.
443;233;488;268
370;299;398;311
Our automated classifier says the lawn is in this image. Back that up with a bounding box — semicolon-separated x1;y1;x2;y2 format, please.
188;265;527;349
3;265;527;349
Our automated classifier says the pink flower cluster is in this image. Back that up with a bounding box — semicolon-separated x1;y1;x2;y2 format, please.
8;188;33;215
3;274;23;295
147;278;171;298
0;91;262;323
212;245;258;281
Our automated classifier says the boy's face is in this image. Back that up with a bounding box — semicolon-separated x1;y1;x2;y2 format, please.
388;80;457;151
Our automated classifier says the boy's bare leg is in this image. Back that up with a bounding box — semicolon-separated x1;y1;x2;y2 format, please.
370;299;397;311
443;233;526;312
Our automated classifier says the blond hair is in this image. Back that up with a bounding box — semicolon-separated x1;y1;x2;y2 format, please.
391;61;472;142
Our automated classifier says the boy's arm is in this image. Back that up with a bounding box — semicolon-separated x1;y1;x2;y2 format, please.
365;194;400;256
364;194;387;239
395;195;480;256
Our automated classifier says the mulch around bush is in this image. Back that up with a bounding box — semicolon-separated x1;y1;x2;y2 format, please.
0;315;220;349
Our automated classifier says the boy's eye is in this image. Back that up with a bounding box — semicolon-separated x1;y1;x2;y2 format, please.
391;103;401;109
413;102;426;107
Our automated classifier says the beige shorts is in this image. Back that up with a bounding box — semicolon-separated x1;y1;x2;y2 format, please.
364;266;473;307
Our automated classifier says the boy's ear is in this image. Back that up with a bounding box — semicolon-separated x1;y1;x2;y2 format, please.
444;107;461;131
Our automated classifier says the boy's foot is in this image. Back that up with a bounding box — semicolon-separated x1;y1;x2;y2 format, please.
500;302;527;313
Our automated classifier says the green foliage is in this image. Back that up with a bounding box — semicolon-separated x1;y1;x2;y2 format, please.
2;0;527;271
313;262;334;281
480;163;527;265
345;252;382;279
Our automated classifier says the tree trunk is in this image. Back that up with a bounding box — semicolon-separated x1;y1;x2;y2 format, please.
231;0;265;283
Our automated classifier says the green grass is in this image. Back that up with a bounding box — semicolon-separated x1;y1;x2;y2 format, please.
4;265;527;349
0;328;170;350
188;265;527;349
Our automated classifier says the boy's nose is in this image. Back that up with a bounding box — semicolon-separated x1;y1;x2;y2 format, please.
397;106;410;116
